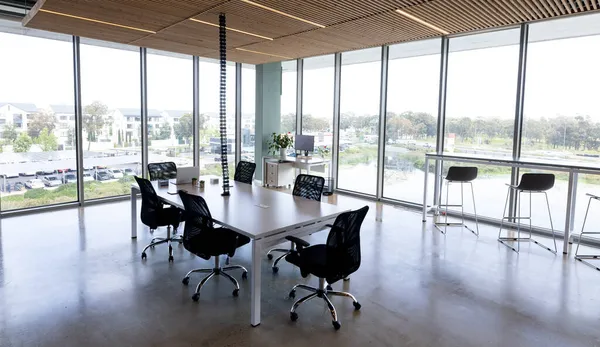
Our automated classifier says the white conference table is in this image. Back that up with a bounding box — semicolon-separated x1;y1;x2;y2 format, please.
130;179;347;326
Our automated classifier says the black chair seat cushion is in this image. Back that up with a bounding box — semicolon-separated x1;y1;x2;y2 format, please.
285;245;350;283
156;206;182;229
185;227;250;260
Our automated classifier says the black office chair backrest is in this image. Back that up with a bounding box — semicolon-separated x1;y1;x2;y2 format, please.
134;176;162;229
517;173;555;191
148;162;177;181
178;190;214;249
234;161;256;184
445;166;478;182
292;174;325;201
326;205;369;282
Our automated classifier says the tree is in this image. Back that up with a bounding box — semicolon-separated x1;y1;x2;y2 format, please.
2;124;18;143
27;111;56;138
38;128;58;151
83;101;111;150
302;114;330;133
13;133;32;153
280;113;296;133
173;113;193;145
66;127;75;148
155;121;172;140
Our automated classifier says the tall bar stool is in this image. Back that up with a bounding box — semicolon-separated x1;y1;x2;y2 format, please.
575;193;600;271
435;166;479;236
498;173;557;254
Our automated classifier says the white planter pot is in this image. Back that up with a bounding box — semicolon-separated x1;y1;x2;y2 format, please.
279;148;287;157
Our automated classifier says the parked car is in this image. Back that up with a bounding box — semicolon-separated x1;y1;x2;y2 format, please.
42;169;54;175
19;171;36;177
13;182;24;191
122;168;135;176
2;172;19;178
82;173;94;182
62;173;77;184
94;171;111;181
107;169;123;179
43;176;62;187
25;179;45;189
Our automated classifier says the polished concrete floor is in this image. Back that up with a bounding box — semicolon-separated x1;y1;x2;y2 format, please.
1;194;600;347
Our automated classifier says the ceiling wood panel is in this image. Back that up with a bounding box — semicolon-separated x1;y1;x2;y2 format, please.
21;0;600;64
192;1;316;38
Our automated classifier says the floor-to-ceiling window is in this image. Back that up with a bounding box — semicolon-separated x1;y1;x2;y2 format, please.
383;39;440;204
242;64;256;163
147;49;193;167
280;60;297;134
80;40;141;200
522;13;600;232
302;55;334;162
0;22;77;210
444;29;521;219
199;59;235;177
338;47;381;195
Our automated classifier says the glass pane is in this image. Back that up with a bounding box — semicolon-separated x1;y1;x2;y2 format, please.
302;54;334;164
383;39;440;204
444;29;520;220
281;60;297;134
199;60;235;178
445;29;520;156
0;27;77;210
80;40;141;199
338;47;381;195
147;49;193;168
522;13;600;233
242;64;255;163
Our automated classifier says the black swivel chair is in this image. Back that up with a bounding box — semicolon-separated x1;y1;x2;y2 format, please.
134;176;182;261
178;190;250;301
285;206;369;330
498;173;557;254
266;174;325;273
148;162;177;180
234;161;256;184
435;166;479;236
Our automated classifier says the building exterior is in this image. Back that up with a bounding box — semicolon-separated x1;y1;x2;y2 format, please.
0;102;39;137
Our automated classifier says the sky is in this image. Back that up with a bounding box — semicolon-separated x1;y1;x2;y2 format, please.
1;14;600;124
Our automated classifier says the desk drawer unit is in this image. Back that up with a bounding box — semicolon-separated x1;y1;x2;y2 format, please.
266;162;294;187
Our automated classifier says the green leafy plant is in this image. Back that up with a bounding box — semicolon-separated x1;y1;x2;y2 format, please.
267;132;294;155
317;145;330;157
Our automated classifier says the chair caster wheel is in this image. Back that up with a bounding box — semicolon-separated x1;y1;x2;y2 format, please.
326;285;333;291
290;312;298;322
242;271;248;280
332;321;341;330
288;290;296;298
343;277;350;281
168;255;174;262
272;266;279;273
192;293;200;302
353;302;361;310
232;289;239;297
141;252;147;260
267;254;273;260
182;277;190;285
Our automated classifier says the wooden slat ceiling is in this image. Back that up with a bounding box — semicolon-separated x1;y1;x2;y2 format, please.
22;0;600;64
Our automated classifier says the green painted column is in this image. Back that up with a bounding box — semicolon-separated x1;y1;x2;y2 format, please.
255;62;282;179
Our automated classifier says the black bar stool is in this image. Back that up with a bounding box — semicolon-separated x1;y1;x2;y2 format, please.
575;193;600;271
435;166;479;236
498;173;557;254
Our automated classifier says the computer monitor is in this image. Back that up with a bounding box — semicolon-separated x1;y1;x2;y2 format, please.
295;135;315;155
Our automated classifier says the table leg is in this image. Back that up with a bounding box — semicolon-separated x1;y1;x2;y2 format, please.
422;156;430;222
563;171;577;254
131;187;137;239
262;157;267;187
250;239;262;327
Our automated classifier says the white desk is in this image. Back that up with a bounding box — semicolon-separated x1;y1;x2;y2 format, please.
262;156;331;186
130;179;347;327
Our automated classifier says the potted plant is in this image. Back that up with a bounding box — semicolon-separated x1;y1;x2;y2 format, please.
268;132;294;157
317;145;330;158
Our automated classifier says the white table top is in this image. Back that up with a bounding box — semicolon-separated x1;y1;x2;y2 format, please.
136;179;346;240
264;156;330;165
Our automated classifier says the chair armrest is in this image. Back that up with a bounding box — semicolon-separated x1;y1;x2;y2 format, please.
285;236;310;248
325;224;334;228
505;183;518;189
